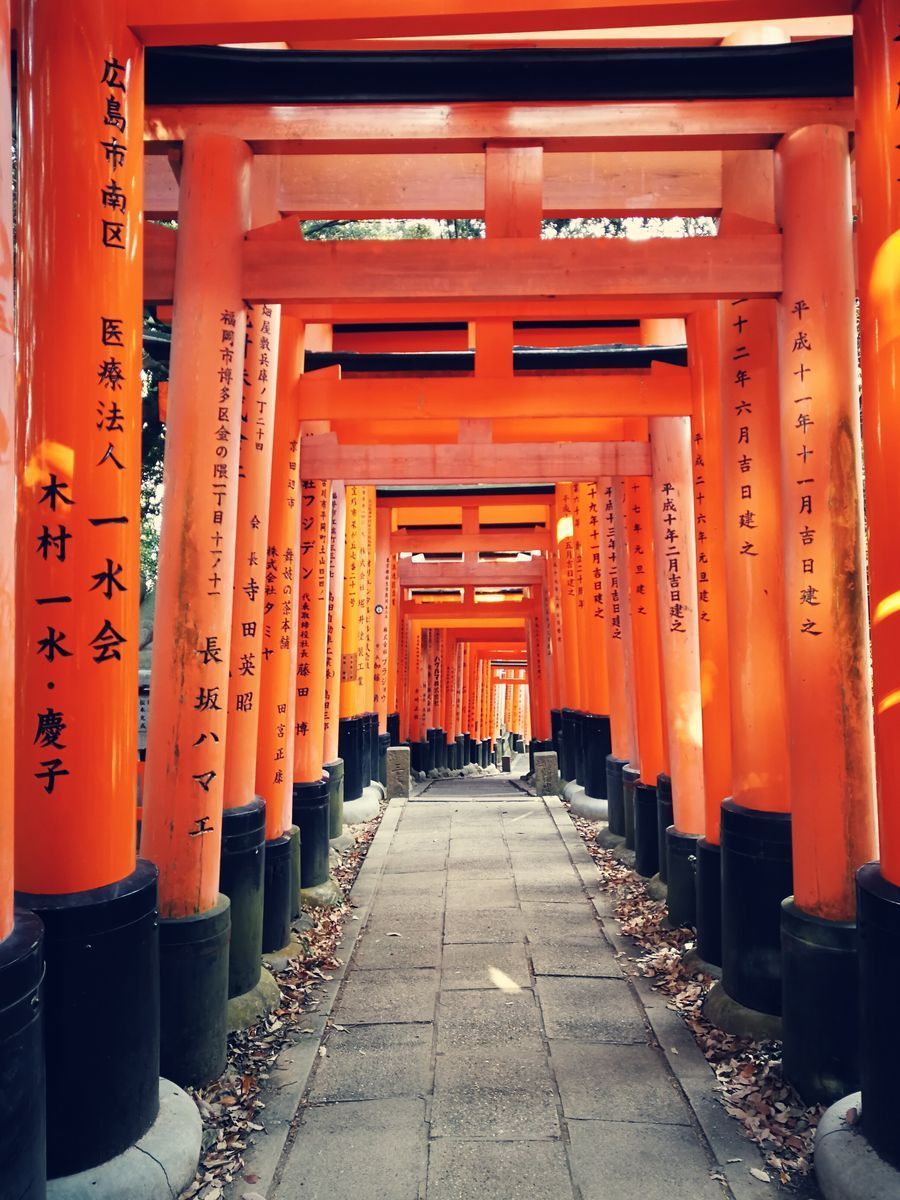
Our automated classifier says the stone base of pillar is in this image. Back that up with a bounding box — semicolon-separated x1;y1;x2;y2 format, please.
584;714;612;800
646;873;668;903
721;799;792;1018
681;946;722;981
565;781;609;823
20;861;162;1174
666;829;699;929
262;835;293;955
702;980;783;1041
605;756;628;837
159;894;230;1088
781;899;859;1105
344;782;383;824
622;765;639;851
219;797;266;1000
814;1092;900;1200
324;759;345;840
301;878;344;908
595;826;625;852
331;832;356;853
262;937;306;969
0;910;45;1200
695;838;723;968
633;781;659;878
655;774;673;885
46;1080;201;1200
226;966;281;1033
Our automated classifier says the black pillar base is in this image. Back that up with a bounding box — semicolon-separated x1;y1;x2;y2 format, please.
0;910;45;1199
550;708;562;758
324;758;345;839
454;734;466;773
470;738;480;765
695;838;723;968
159;893;230;1090
781;898;858;1105
462;732;471;765
623;765;639;850
219;797;266;999
606;756;628;837
574;712;587;787
368;713;380;783
262;834;293;954
378;733;391;785
387;711;401;746
292;777;331;890
633;781;659;877
656;773;674;885
857;862;900;1167
584;714;612;800
338;715;363;802
560;708;577;782
19;861;160;1177
721;799;793;1017
666;828;698;929
288;825;301;920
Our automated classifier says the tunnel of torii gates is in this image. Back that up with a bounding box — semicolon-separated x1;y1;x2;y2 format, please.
0;1;898;1198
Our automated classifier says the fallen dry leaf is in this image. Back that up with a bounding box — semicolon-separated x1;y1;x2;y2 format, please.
750;1167;771;1182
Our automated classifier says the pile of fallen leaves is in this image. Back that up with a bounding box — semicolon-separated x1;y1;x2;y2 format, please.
567;810;823;1191
180;801;387;1200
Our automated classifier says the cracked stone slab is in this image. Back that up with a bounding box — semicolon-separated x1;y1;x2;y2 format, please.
550;1041;694;1124
426;1139;575;1200
338;967;440;1024
536;976;651;1043
432;1048;560;1139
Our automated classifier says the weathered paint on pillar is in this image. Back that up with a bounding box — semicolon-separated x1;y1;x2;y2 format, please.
16;0;142;896
294;477;331;784
387;547;400;716
0;0;12;937
575;482;610;715
687;309;733;844
600;479;638;763
223;303;279;809
322;481;346;765
373;506;391;729
855;0;900;886
546;548;565;709
776;125;877;918
623;477;667;783
255;318;302;840
358;486;377;716
142;134;249;917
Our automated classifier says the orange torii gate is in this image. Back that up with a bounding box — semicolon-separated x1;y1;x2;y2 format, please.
3;8;899;1200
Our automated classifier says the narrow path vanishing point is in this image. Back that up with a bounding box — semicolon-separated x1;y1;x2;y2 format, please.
272;764;734;1200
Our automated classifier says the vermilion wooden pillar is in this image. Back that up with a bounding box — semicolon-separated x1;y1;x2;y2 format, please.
0;2;44;1191
686;308;732;969
323;481;346;767
645;317;705;921
816;3;900;1173
706;147;794;1031
255;319;303;942
775;124;878;1103
555;484;583;783
294;477;332;786
338;486;365;801
622;475;668;880
374;507;392;734
599;477;638;833
219;301;278;1005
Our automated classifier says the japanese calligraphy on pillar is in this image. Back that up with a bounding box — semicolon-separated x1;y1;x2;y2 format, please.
322;483;345;760
692;430;712;625
294;478;331;781
783;299;824;639
341;486;361;703
657;481;686;634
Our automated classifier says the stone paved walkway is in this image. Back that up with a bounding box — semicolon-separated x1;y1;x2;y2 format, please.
274;777;734;1200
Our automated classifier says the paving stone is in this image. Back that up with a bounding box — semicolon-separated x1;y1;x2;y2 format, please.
515;877;590;904
426;1139;575;1200
339;968;439;1024
441;941;531;990
443;907;526;944
383;851;449;874
530;938;622;979
432;1048;560;1138
567;1119;724;1200
445;878;519;910
278;1098;428;1199
536;976;650;1043
354;926;443;970
308;1023;434;1103
519;901;602;942
550;1042;692;1124
446;859;512;880
436;989;544;1052
378;869;447;896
